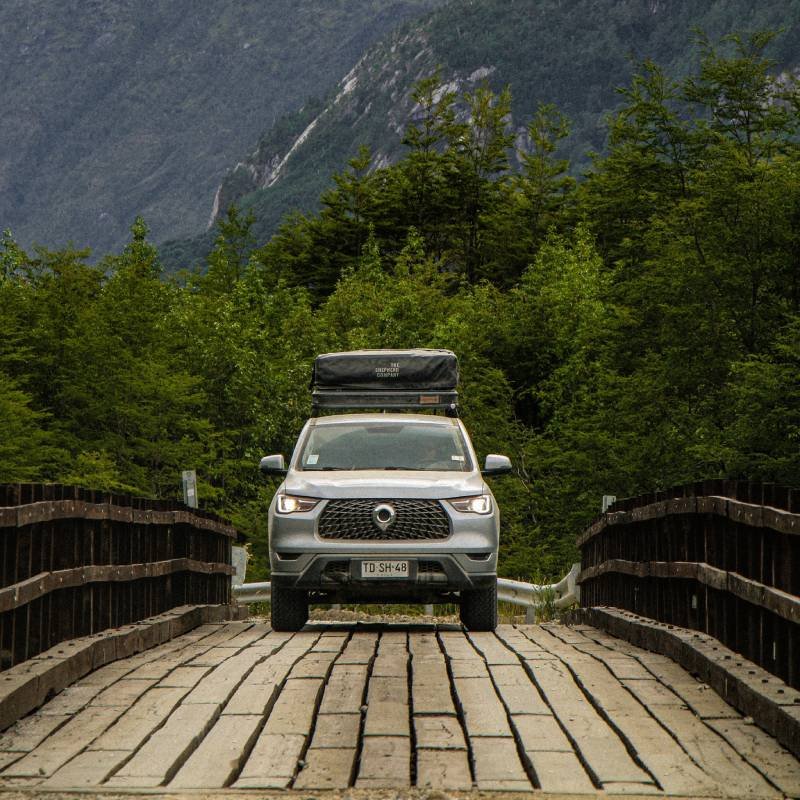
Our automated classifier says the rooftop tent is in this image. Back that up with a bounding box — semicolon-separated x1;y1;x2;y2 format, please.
312;349;458;390
311;349;459;413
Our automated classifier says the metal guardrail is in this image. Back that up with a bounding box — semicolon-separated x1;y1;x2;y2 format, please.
233;581;272;605
232;563;581;619
497;563;581;610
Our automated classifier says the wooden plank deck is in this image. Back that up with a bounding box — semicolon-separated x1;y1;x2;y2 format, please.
0;621;796;797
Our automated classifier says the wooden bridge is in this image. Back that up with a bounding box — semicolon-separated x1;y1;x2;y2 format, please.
0;481;796;797
0;620;797;796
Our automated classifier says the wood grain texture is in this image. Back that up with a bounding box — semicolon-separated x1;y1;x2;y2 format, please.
0;621;794;796
3;499;235;537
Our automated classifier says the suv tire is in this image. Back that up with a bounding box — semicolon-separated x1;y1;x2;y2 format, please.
270;585;308;631
460;578;498;631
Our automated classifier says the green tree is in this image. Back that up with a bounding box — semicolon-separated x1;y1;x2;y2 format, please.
399;72;461;256
12;245;103;425
717;316;800;484
0;371;61;482
446;84;515;282
519;103;575;241
49;219;213;497
204;205;256;294
60;450;139;494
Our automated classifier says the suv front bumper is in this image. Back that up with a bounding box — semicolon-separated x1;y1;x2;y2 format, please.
271;552;495;603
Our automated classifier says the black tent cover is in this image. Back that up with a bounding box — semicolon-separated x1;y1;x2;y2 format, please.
312;349;459;391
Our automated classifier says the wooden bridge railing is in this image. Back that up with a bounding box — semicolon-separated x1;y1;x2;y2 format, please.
577;479;799;688
0;483;235;669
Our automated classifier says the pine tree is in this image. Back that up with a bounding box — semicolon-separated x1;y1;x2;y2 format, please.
445;84;515;282
204;205;256;294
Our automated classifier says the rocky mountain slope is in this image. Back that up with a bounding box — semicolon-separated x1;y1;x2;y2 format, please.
0;0;441;255
162;0;800;268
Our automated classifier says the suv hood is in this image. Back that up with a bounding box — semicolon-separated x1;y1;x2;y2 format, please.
283;469;486;499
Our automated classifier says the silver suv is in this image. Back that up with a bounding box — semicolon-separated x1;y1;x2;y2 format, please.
261;412;510;631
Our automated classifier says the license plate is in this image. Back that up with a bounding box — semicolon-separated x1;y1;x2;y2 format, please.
360;560;410;579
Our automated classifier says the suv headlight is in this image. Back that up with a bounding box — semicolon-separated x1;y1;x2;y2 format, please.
447;495;493;514
276;494;320;514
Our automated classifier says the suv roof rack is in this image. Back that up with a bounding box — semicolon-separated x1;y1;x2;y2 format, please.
310;349;459;416
311;388;459;414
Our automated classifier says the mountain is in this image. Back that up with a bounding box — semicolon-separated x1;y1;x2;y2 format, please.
161;0;800;269
0;0;442;255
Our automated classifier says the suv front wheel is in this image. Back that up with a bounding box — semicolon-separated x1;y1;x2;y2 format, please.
459;578;498;631
270;585;309;631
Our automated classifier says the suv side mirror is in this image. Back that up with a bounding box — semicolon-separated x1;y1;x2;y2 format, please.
260;454;287;475
482;454;512;476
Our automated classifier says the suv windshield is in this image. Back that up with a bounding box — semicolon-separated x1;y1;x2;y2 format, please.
298;421;472;472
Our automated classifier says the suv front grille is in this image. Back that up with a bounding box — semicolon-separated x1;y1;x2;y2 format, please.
318;499;450;540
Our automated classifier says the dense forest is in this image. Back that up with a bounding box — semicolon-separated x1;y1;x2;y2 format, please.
1;32;798;581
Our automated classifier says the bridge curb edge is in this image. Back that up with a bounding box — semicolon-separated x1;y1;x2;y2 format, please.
567;606;800;760
0;602;243;733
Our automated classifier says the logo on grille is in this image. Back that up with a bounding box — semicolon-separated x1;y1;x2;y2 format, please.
371;503;396;532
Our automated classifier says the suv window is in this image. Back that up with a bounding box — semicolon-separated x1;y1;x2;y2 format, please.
297;421;472;472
